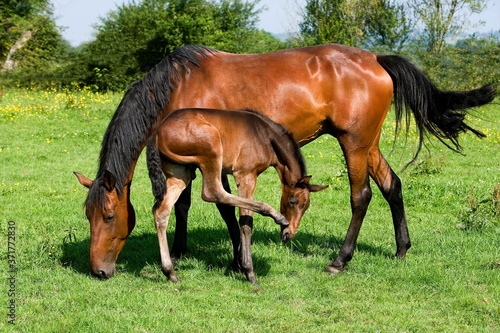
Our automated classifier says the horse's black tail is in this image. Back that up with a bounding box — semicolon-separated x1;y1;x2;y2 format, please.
146;136;166;212
376;54;496;163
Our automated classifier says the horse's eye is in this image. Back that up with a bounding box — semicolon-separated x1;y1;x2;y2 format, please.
289;198;298;207
104;214;115;222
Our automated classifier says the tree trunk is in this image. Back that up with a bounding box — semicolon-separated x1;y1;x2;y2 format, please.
1;30;33;72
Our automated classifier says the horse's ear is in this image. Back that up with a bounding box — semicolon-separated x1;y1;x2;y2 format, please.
297;175;328;192
74;172;93;189
102;170;117;192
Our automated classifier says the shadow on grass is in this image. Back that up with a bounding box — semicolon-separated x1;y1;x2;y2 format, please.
60;225;393;279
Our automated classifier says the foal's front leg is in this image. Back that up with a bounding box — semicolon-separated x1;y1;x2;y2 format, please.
154;165;191;283
216;173;241;272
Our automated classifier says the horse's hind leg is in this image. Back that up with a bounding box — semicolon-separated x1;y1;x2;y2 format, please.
171;182;192;260
368;146;411;258
154;164;191;283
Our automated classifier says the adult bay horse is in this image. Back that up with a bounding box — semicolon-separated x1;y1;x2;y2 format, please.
147;108;326;283
75;44;495;279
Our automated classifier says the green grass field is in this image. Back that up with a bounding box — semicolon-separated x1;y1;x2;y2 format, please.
1;88;499;332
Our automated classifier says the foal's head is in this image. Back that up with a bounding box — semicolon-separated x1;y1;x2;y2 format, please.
74;171;136;279
279;176;328;242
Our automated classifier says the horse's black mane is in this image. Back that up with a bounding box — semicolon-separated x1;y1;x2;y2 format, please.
86;45;216;209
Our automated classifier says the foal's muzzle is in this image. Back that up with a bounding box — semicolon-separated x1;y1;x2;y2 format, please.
280;226;295;242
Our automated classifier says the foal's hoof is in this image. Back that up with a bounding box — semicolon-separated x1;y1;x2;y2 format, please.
168;274;180;283
275;217;289;227
324;265;343;276
162;268;180;283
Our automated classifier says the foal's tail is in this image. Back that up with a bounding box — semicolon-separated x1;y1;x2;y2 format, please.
377;54;496;162
146;136;166;212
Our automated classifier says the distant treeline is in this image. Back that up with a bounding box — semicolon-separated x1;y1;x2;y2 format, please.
1;0;499;92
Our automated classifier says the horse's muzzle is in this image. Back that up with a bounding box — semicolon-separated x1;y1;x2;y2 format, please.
91;264;116;280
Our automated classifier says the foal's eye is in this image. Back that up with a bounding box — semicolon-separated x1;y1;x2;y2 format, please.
289;198;298;207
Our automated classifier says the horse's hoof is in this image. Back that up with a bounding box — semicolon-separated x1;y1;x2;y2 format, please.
324;265;343;276
395;250;408;259
170;252;185;265
229;259;242;273
245;271;259;285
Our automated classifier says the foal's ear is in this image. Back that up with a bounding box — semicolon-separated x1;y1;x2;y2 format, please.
101;170;117;192
309;183;329;193
297;175;328;192
74;172;93;189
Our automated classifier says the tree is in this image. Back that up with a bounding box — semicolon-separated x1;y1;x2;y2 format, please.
360;0;412;52
298;0;360;46
1;0;65;72
75;0;284;91
296;0;411;50
408;0;489;54
422;35;500;90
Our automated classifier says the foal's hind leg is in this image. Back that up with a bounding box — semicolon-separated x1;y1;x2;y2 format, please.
154;164;191;283
368;146;411;258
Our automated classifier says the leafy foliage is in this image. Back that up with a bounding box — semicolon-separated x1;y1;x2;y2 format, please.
457;184;500;231
298;0;360;46
0;0;67;70
407;0;489;54
406;34;500;90
296;0;411;50
69;0;285;91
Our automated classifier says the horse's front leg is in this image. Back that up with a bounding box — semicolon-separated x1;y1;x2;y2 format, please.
325;148;372;275
215;173;241;272
154;164;191;283
234;172;258;284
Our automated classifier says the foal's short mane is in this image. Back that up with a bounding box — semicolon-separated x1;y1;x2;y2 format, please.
241;109;307;178
86;45;217;210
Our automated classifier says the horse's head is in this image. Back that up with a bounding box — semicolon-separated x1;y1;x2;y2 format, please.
280;176;328;242
74;171;136;279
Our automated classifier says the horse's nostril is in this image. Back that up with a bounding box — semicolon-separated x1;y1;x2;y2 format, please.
96;270;109;279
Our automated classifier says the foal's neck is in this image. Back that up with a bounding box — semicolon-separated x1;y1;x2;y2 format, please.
270;133;305;186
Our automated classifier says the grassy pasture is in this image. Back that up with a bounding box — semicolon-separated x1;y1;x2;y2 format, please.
0;88;499;332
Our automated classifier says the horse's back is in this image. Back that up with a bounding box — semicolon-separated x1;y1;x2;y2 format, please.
167;44;393;145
